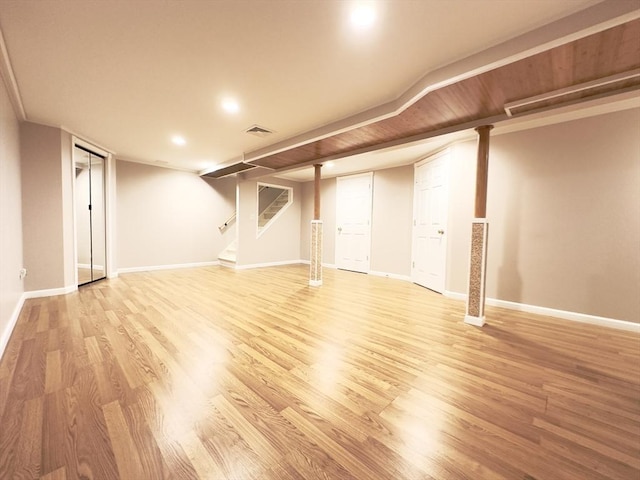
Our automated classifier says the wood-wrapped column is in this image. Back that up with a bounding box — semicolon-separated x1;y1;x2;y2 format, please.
465;125;493;326
310;164;323;286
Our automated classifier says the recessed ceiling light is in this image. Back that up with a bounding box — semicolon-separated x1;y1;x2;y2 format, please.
350;4;376;29
171;135;186;146
222;98;240;114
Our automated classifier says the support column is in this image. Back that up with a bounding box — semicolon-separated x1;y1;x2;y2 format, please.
309;164;323;286
465;125;493;326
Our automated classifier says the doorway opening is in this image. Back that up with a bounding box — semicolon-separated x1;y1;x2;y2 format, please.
74;144;107;286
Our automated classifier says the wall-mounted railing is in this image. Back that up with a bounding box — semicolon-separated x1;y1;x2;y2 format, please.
219;212;236;232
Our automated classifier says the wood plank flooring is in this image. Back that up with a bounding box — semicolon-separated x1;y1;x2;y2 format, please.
0;265;638;480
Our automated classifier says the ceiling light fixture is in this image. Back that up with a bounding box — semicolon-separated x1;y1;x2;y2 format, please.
171;135;186;146
222;98;240;114
350;3;376;29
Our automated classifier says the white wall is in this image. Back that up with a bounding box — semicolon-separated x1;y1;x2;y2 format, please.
0;74;24;356
116;160;236;270
237;176;301;267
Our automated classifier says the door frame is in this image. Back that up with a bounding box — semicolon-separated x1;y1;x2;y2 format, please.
335;171;373;273
411;148;451;293
72;136;116;285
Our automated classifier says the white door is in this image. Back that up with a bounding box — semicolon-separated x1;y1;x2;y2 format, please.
412;150;449;293
335;172;373;273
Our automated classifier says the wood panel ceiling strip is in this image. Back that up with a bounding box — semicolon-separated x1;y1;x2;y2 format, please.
251;20;640;172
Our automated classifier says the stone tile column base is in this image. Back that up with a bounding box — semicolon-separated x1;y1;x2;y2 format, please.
465;219;488;326
309;220;323;287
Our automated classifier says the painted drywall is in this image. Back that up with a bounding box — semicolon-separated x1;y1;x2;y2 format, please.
0;74;24;345
300;108;640;323
300;166;413;276
116;160;236;269
237;176;301;267
448;108;640;323
20;122;69;291
370;165;413;276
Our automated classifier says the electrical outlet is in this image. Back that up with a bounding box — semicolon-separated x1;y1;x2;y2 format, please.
19;268;27;280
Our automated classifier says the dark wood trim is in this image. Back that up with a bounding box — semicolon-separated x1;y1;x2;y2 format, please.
313;164;322;220
247;20;640;173
474;125;493;218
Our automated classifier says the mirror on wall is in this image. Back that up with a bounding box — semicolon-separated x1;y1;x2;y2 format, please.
257;183;291;233
75;145;106;286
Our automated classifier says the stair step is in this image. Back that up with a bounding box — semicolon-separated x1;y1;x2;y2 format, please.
219;257;236;268
218;251;236;261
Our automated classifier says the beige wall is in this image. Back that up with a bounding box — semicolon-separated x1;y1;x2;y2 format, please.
0;75;24;337
370;165;413;276
20;122;72;291
300;166;413;276
237;176;301;267
116;160;236;269
447;108;640;322
300;108;640;322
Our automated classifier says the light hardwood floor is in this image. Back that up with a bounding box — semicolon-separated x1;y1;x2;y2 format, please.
0;265;638;480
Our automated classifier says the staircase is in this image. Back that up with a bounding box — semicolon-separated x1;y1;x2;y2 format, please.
218;240;236;268
217;188;290;268
258;191;289;231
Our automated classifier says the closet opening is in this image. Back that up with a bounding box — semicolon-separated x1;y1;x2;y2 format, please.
74;144;107;286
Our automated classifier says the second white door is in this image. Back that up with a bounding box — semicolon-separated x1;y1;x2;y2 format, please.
412;150;449;293
335;172;373;273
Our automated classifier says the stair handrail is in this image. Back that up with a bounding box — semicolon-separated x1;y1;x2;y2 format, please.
219;211;236;232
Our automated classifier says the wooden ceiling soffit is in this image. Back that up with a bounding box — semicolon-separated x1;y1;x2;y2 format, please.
504;69;640;116
201;162;257;179
249;19;640;172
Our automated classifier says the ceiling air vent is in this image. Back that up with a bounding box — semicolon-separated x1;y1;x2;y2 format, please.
245;124;274;138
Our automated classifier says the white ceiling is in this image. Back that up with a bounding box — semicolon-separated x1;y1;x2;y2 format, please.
0;0;631;177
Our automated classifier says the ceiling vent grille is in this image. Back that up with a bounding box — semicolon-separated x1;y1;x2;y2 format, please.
245;125;274;137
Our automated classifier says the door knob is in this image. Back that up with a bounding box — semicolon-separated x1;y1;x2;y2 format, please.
438;229;444;235
337;226;342;233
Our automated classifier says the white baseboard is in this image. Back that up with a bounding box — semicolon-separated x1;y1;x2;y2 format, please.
369;270;412;282
234;259;303;270
118;260;219;274
0;292;27;363
298;260;337;269
24;284;77;299
299;262;407;279
444;290;639;332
